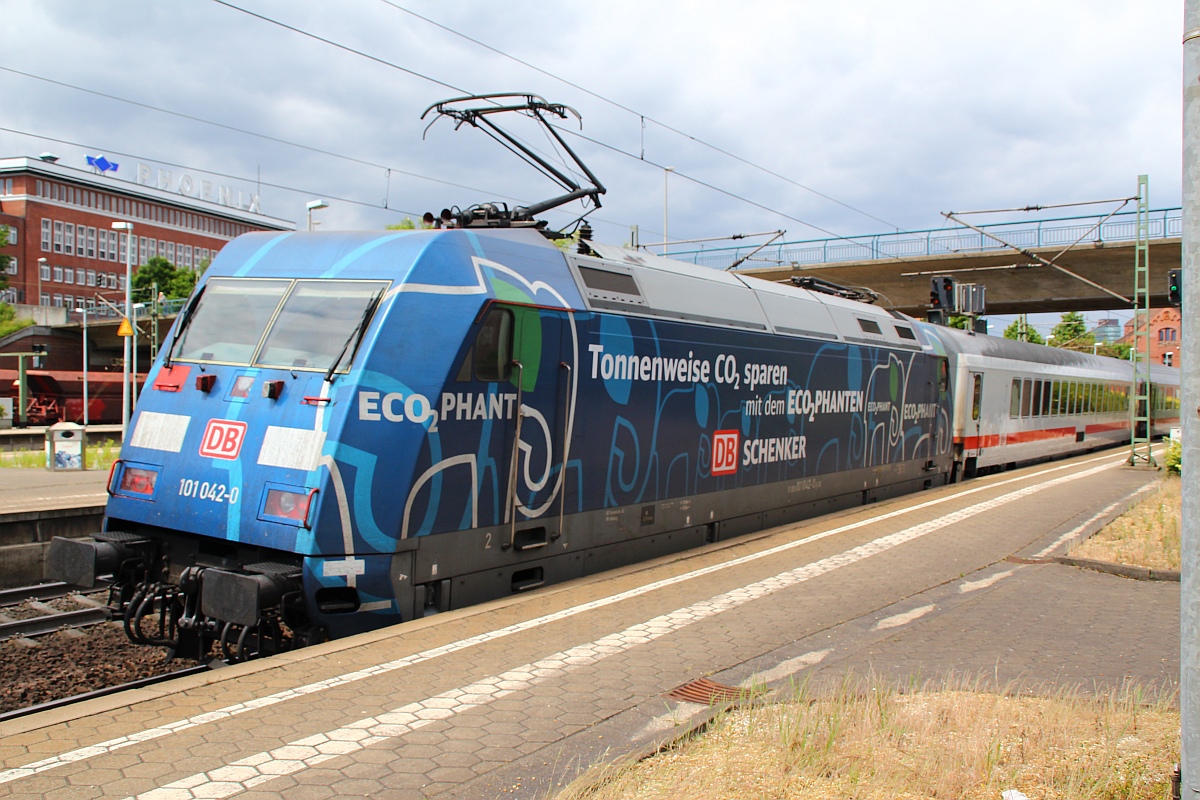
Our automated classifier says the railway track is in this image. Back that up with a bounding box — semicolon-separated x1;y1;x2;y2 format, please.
0;581;113;641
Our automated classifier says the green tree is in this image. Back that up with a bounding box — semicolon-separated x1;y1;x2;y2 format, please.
1048;311;1094;351
947;315;971;330
131;256;197;301
0;301;32;338
1003;318;1045;345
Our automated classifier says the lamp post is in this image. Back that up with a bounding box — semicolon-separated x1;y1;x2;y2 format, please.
111;221;134;439
662;167;674;257
74;307;88;427
306;199;328;231
36;257;45;308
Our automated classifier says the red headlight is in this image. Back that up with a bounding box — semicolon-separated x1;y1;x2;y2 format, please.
264;488;316;526
119;467;158;495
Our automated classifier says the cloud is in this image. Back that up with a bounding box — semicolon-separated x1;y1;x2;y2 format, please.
0;0;1183;260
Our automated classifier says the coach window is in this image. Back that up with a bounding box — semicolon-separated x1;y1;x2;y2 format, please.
939;358;949;393
171;278;291;365
1010;379;1021;418
475;307;513;382
1050;381;1061;415
1020;379;1033;417
1031;381;1043;417
1040;381;1052;416
971;374;982;421
256;280;389;372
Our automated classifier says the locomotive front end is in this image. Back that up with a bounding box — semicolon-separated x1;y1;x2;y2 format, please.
48;229;486;661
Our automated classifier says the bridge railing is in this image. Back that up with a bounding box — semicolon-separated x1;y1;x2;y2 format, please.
674;207;1183;271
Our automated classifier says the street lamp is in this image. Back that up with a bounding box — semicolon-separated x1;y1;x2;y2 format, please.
111;221;134;439
663;167;674;256
36;257;45;308
74;307;88;427
306;199;329;231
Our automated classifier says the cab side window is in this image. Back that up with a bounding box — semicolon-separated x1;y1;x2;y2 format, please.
474;307;513;382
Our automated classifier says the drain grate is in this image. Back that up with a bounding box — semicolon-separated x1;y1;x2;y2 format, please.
665;677;748;705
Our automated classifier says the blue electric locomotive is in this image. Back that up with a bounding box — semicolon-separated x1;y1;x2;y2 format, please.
49;225;956;660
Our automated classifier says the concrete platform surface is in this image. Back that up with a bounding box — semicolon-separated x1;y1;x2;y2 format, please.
0;448;1177;800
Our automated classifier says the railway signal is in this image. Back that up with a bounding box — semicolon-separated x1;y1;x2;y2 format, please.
1168;268;1182;306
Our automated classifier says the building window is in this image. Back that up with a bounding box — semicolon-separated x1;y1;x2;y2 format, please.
63;267;74;285
6;257;17;276
86;269;96;287
40;292;49;306
63;223;74;254
63;294;73;309
148;238;158;261
118;234;127;263
118;274;127;291
76;268;85;285
75;224;86;256
3;225;16;245
166;242;175;263
53;265;63;282
138;236;148;265
108;230;118;261
86;227;96;259
183;245;193;268
41;218;51;252
53;220;63;253
1158;327;1177;342
40;262;50;282
97;229;108;261
53;293;62;307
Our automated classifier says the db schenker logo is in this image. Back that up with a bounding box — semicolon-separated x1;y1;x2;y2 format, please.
712;430;739;476
200;419;247;460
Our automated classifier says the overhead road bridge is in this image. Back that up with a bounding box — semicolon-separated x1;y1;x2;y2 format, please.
675;208;1182;316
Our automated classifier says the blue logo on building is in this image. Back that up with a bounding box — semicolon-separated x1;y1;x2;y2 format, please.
86;155;119;173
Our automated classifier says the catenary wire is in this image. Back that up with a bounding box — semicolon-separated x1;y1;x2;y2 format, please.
205;0;858;240
372;0;910;234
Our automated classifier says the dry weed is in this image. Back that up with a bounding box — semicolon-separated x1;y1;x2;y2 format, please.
553;674;1178;800
1073;477;1181;571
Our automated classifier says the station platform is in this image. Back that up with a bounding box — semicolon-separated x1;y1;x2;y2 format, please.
0;448;1178;799
0;469;110;589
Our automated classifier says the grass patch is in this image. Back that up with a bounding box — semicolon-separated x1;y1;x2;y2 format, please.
1072;477;1181;571
555;674;1178;800
0;441;121;470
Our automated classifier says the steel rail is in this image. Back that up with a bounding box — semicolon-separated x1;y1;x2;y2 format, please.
0;607;112;640
0;664;212;724
0;580;110;608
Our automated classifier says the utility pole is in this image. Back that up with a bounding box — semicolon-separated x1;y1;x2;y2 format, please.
1181;3;1199;795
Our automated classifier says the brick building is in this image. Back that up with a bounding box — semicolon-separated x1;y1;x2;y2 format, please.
1117;307;1182;367
0;154;292;315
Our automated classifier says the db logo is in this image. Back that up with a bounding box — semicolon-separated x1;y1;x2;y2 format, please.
200;419;247;460
712;429;739;476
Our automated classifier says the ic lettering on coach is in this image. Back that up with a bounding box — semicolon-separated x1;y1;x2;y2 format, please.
199;419;247;460
712;430;740;476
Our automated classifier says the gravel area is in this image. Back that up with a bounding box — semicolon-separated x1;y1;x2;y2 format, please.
0;622;200;713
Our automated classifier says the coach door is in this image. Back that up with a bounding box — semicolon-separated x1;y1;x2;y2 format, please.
492;304;572;552
969;372;984;452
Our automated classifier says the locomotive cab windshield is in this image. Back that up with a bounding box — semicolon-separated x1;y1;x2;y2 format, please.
170;277;389;371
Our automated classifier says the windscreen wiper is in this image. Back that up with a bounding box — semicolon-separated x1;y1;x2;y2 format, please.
324;289;385;384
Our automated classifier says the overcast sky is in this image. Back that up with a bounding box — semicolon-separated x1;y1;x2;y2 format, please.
0;1;1185;332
